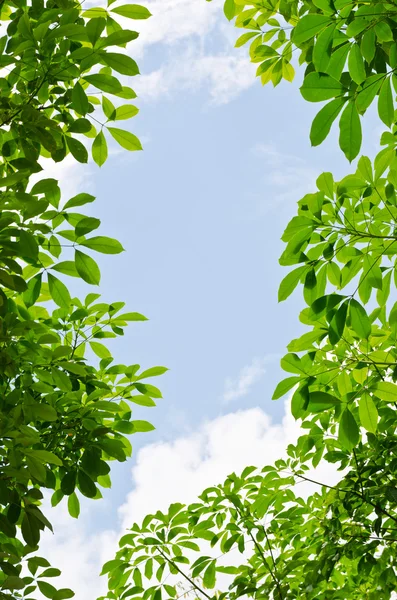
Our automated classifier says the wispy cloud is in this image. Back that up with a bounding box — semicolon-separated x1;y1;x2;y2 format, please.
222;357;267;403
251;143;318;213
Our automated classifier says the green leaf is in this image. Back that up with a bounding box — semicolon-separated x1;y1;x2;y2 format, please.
102;96;116;120
75;250;101;285
96;29;139;49
361;28;376;63
301;72;345;102
310;98;345;146
86;17;106;45
72;83;89;115
81;236;124;254
378;77;394;128
280;353;306;375
108;127;142;150
293;14;332;46
326;43;350;81
110;4;152;19
329;300;348;344
52;261;79;278
19;230;38;259
84;74;122;94
349;298;371;339
25;449;63;466
348;44;366;85
235;32;259;48
93;131;108;166
313;24;335;72
372;381;397;402
308;391;341;413
32;404;58;422
76;216;101;238
272;376;301;400
356;74;384;112
2;576;25;590
23;274;42;307
90;341;112;358
130;420;155;432
48;273;71;309
203;561;216;589
22;512;40;547
26;456;46;483
77;470;97;498
291;385;309;419
67;492;80;519
115;105;139;120
53;589;75;600
359;392;378;433
338;408;360;451
38;581;57;599
66;137;88;164
61;472;76;496
278;265;307;302
102;53;139;75
339;101;362;162
64;193;95;209
224;0;236;20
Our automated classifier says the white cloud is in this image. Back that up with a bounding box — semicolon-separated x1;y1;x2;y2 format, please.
222;357;267;403
137;50;255;105
134;0;221;55
115;0;256;105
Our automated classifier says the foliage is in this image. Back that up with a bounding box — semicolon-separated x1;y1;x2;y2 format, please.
103;0;397;599
219;0;397;161
0;0;164;597
102;446;397;600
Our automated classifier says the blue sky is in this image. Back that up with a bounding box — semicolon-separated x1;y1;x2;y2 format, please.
39;1;384;596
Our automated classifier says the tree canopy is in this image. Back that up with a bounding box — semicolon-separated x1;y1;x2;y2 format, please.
102;1;397;599
0;0;166;597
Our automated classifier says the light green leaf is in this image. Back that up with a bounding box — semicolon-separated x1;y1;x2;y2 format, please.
108;127;142;151
338;408;360;451
348;44;366;84
81;236;124;254
102;52;139;76
308;391;341;413
349;298;371;339
84;74;122;94
278;265;307;302
358;392;378;432
115;105;139;120
75;250;101;285
110;4;152;19
93;131;108;167
313;24;335;72
48;273;71;309
301;72;345;102
339;101;362;162
378;77;394;128
310;98;345;146
272;376;301;399
372;381;397;403
293;14;332;46
90;341;112;358
72;82;89;115
68;492;80;519
356;74;384;112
